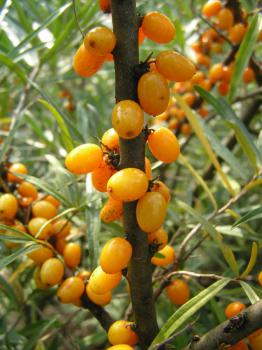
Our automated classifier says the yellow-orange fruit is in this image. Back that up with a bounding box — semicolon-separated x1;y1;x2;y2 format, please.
218;82;229;96
138;72;170;115
0;194;18;220
17;181;38;200
248;330;262;350
45;195;60;208
92;160;116;192
196;54;211;68
147;227;168;251
225;302;246;318
88;266;121;294
106;346;134;350
221;66;233;83
151;245;175;266
112;100;144;139
217;8;234;30
209;63;223;83
148;127;180;163
40;258;64;286
211;42;223;54
84;27;116;56
107;168;148;202
191;71;205;84
108;320;138;346
86;283;112;306
141;12;175;44
27;243;54;264
28;217;51;240
145;157;152;179
57;277;85;303
166;279;190;305
100;237;132;274
152;181;170;203
34;266;48;289
183;92;195;107
101;128;120;151
168;118;180;130
229;341;249;350
7;163;28;183
77;269;91;281
65;143;103;174
156;51;196;82
199;106;209;118
51;219;72;239
100;197;123;223
136;192;167;233
181;123;191;136
55;238;67;254
258;271;262;286
32;200;57;220
99;0;110;13
243;67;255;84
202;1;222;17
3;220;26;248
73;44;105;77
63;242;81;269
229;23;246;44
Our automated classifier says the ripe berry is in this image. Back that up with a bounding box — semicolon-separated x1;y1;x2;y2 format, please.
7;163;28;183
258;271;262;286
156;51;196;82
243;67;255;84
108;320;138;346
92;159;116;192
145;157;152;179
191;71;205;84
100;237;132;274
27;244;54;264
199;106;209;118
45;195;60;208
55;238;67;254
147;227;168;251
248;330;262;350
229;23;246;45
218;81;229;96
106;346;134;350
63;242;81;269
17;181;38;200
73;44;105;77
51;219;72;239
57;277;85;303
136;192;167;233
217;8;234;30
142;12;175;44
196;54;211;68
28;217;51;239
65;143;103;174
112;100;144;139
166;279;190;305
77;269;91;281
202;1;222;17
88;266;122;294
86;283;112;306
99;0;110;13
107;168;148;202
225;302;246;318
101;128;120;151
183;92;196;107
229;341;249;350
40;258;64;286
181;123;191;136
138;72;170;116
151;245;175;266
84;27;116;56
151;181;170;203
209;63;223;83
4;220;26;249
221;66;233;83
148;127;180;163
0;194;18;220
100;197;123;223
32;200;57;220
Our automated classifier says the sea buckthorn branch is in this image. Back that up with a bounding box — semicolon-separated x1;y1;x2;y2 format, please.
225;0;244;24
110;1;159;348
183;300;262;350
199;14;233;46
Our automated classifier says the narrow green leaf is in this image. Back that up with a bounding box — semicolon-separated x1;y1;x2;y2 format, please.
233;206;262;227
0;224;36;242
0;275;20;310
86;208;100;270
229;14;261;101
0;53;27;83
221;244;239;276
150;279;230;346
0;244;38;270
240;242;258;278
240;281;260;304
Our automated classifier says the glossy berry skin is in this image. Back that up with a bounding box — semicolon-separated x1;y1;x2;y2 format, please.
243;67;255;84
136;192;167;233
92;159;116;192
32;200;57;220
218;82;229;96
45;195;60;208
217;8;234;30
221;66;233;83
100;197;123;223
27;244;54;264
28;217;51;239
112;100;144;139
57;277;85;303
55;238;67;254
108;320;138;346
166;279;190;306
73;44;105;77
88;266;122;294
229;341;249;350
51;219;72;239
225;302;246;318
147;227;168;251
40;258;64;286
156;51;196;82
0;194;18;220
248;330;262;350
151;245;175;266
107;168;148;202
202;0;222;17
142;12;175;44
65;143;103;174
148;127;180;163
181;123;191;136
107;346;134;350
100;237;132;274
86;283;112;306
138;72;169;116
17;181;38;200
229;23;246;45
101;128;120;151
209;63;223;83
84;27;116;56
63;242;81;269
145;157;152;179
7;163;28;183
258;271;262;286
99;0;110;13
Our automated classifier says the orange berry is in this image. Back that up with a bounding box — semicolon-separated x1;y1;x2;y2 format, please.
100;237;132;274
55;238;67;254
3;220;26;249
141;12;175;44
243;67;255;84
73;44;105;77
40;258;64;286
86;283;112;306
156;51;196;82
17;181;38;200
181;123;191;136
32;200;57;220
218;81;229;96
27;243;54;264
0;194;18;220
84;27;116;56
151;181;170;203
210;42;223;54
191;42;202;53
168;118;180;130
92;159;116;192
57;277;85;303
51;219;72;239
199;106;209;118
229;23;246;45
7;163;28;183
147;227;168;251
138;72;170;115
209;63;223;83
101;128;120;152
248;329;262;350
221;66;233;83
198;79;212;91
191;71;205;84
217;8;234;30
107;168;148;202
108;320;138;346
225;302;246;318
112;100;144;139
106;346;134;350
100;197;123;223
18;196;33;207
151;245;175;266
88;266;122;294
33;266;48;289
138;27;145;45
45;195;60;208
229;341;249;350
136;192;167;233
145;157;152;179
258;271;262;286
28;217;51;240
148;127;180;163
183;92;196;107
166;279;190;306
77;269;91;281
99;0;110;13
65;143;103;174
63;242;81;269
196;54;211;68
202;1;222;17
